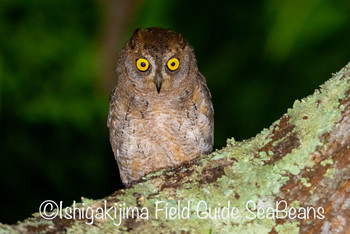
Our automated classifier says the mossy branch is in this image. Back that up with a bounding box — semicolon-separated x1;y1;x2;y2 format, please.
2;62;350;233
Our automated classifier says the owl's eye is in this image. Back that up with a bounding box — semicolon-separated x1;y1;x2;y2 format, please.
136;58;149;72
167;58;180;71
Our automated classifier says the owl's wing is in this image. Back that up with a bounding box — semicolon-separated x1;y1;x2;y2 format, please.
198;72;212;100
197;72;214;153
107;86;118;128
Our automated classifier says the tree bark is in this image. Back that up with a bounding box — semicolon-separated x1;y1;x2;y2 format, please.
2;62;350;233
97;0;141;93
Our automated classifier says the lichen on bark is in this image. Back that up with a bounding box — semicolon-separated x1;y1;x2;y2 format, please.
1;62;350;233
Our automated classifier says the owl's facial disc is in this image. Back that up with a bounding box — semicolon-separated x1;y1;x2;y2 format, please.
154;72;162;93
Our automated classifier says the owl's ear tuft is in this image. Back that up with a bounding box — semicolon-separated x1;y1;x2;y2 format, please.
178;34;187;49
133;28;143;39
129;28;142;49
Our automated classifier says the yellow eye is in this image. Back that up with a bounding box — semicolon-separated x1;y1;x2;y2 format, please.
167;58;180;71
136;58;149;72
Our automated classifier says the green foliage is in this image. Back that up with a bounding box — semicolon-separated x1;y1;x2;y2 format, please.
0;0;112;224
1;0;350;224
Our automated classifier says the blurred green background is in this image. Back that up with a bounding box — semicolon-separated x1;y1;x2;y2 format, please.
1;0;349;224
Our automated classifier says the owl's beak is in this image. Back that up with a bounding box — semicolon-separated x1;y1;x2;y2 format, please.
154;73;162;93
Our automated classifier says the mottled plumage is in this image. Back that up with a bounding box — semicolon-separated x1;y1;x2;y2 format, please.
107;28;214;186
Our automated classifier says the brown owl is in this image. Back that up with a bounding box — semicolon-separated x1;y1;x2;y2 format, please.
107;27;214;186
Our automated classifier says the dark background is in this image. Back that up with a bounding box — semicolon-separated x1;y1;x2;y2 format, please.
1;0;349;224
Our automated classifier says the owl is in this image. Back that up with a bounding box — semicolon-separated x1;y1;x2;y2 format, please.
107;27;214;186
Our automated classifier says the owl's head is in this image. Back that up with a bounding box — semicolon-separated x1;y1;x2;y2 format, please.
117;27;198;94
